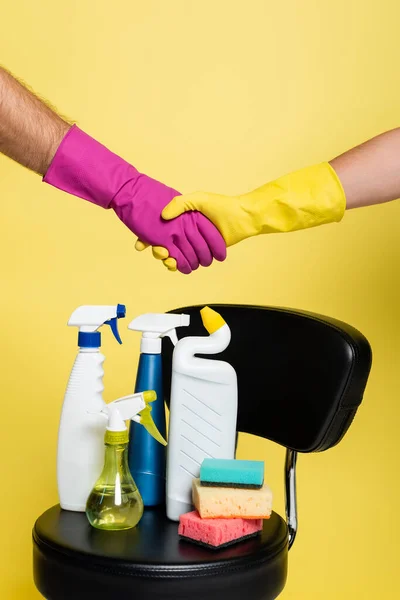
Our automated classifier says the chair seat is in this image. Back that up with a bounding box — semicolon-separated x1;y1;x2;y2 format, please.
33;506;288;600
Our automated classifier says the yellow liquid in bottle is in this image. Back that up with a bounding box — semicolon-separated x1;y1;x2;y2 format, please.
86;443;144;531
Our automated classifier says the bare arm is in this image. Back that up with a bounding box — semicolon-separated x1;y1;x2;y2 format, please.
330;128;400;209
0;66;71;176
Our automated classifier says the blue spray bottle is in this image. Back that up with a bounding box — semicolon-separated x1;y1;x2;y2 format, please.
128;313;190;506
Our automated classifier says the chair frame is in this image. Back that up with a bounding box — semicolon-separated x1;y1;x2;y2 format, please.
285;449;298;549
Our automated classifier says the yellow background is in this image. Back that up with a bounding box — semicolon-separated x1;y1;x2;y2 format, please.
1;1;399;598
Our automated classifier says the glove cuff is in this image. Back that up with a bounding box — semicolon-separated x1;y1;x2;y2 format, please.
324;162;347;222
245;162;347;235
43;125;139;209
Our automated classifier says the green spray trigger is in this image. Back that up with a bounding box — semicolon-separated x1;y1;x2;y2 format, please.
133;398;167;446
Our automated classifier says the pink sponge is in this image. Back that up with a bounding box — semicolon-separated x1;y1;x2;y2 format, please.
178;511;263;549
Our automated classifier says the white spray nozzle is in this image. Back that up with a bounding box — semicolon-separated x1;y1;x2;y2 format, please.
68;304;126;345
99;392;156;423
93;391;167;446
128;313;190;353
106;406;126;432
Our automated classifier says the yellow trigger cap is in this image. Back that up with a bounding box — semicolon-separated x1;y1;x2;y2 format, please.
143;390;157;404
200;307;226;334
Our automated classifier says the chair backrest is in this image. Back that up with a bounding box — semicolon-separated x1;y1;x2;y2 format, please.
162;304;372;453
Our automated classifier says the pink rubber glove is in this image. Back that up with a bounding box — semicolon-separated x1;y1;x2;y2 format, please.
44;126;226;274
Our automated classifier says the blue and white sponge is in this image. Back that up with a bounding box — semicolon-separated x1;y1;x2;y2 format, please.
200;458;264;489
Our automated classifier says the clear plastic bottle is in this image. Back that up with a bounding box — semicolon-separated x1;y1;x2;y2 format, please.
86;440;143;531
85;391;166;531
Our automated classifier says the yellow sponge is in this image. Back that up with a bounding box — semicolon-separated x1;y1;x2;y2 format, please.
192;478;273;519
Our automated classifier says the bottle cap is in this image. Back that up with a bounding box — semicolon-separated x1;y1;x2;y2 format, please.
200;307;226;334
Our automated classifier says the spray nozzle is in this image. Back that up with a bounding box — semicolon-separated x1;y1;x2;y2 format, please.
93;391;166;446
68;304;126;347
128;313;190;353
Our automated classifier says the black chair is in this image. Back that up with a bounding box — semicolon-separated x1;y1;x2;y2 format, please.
33;305;372;600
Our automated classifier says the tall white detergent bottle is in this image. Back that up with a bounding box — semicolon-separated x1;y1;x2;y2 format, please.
57;304;126;511
166;307;238;521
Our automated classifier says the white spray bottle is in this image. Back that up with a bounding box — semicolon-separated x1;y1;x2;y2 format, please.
57;304;126;512
166;307;238;521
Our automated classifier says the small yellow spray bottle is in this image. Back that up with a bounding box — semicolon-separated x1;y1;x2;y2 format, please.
86;391;167;531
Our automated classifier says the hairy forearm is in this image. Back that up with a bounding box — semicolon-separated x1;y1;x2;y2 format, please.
330;128;400;210
0;66;71;175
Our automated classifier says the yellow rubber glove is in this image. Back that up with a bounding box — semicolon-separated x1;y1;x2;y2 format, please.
137;163;346;271
134;241;176;270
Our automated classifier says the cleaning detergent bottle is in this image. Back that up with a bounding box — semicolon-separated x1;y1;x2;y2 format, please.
86;391;167;531
166;307;238;521
57;304;126;512
127;313;190;505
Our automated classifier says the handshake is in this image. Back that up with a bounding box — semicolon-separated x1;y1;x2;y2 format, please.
45;126;346;274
